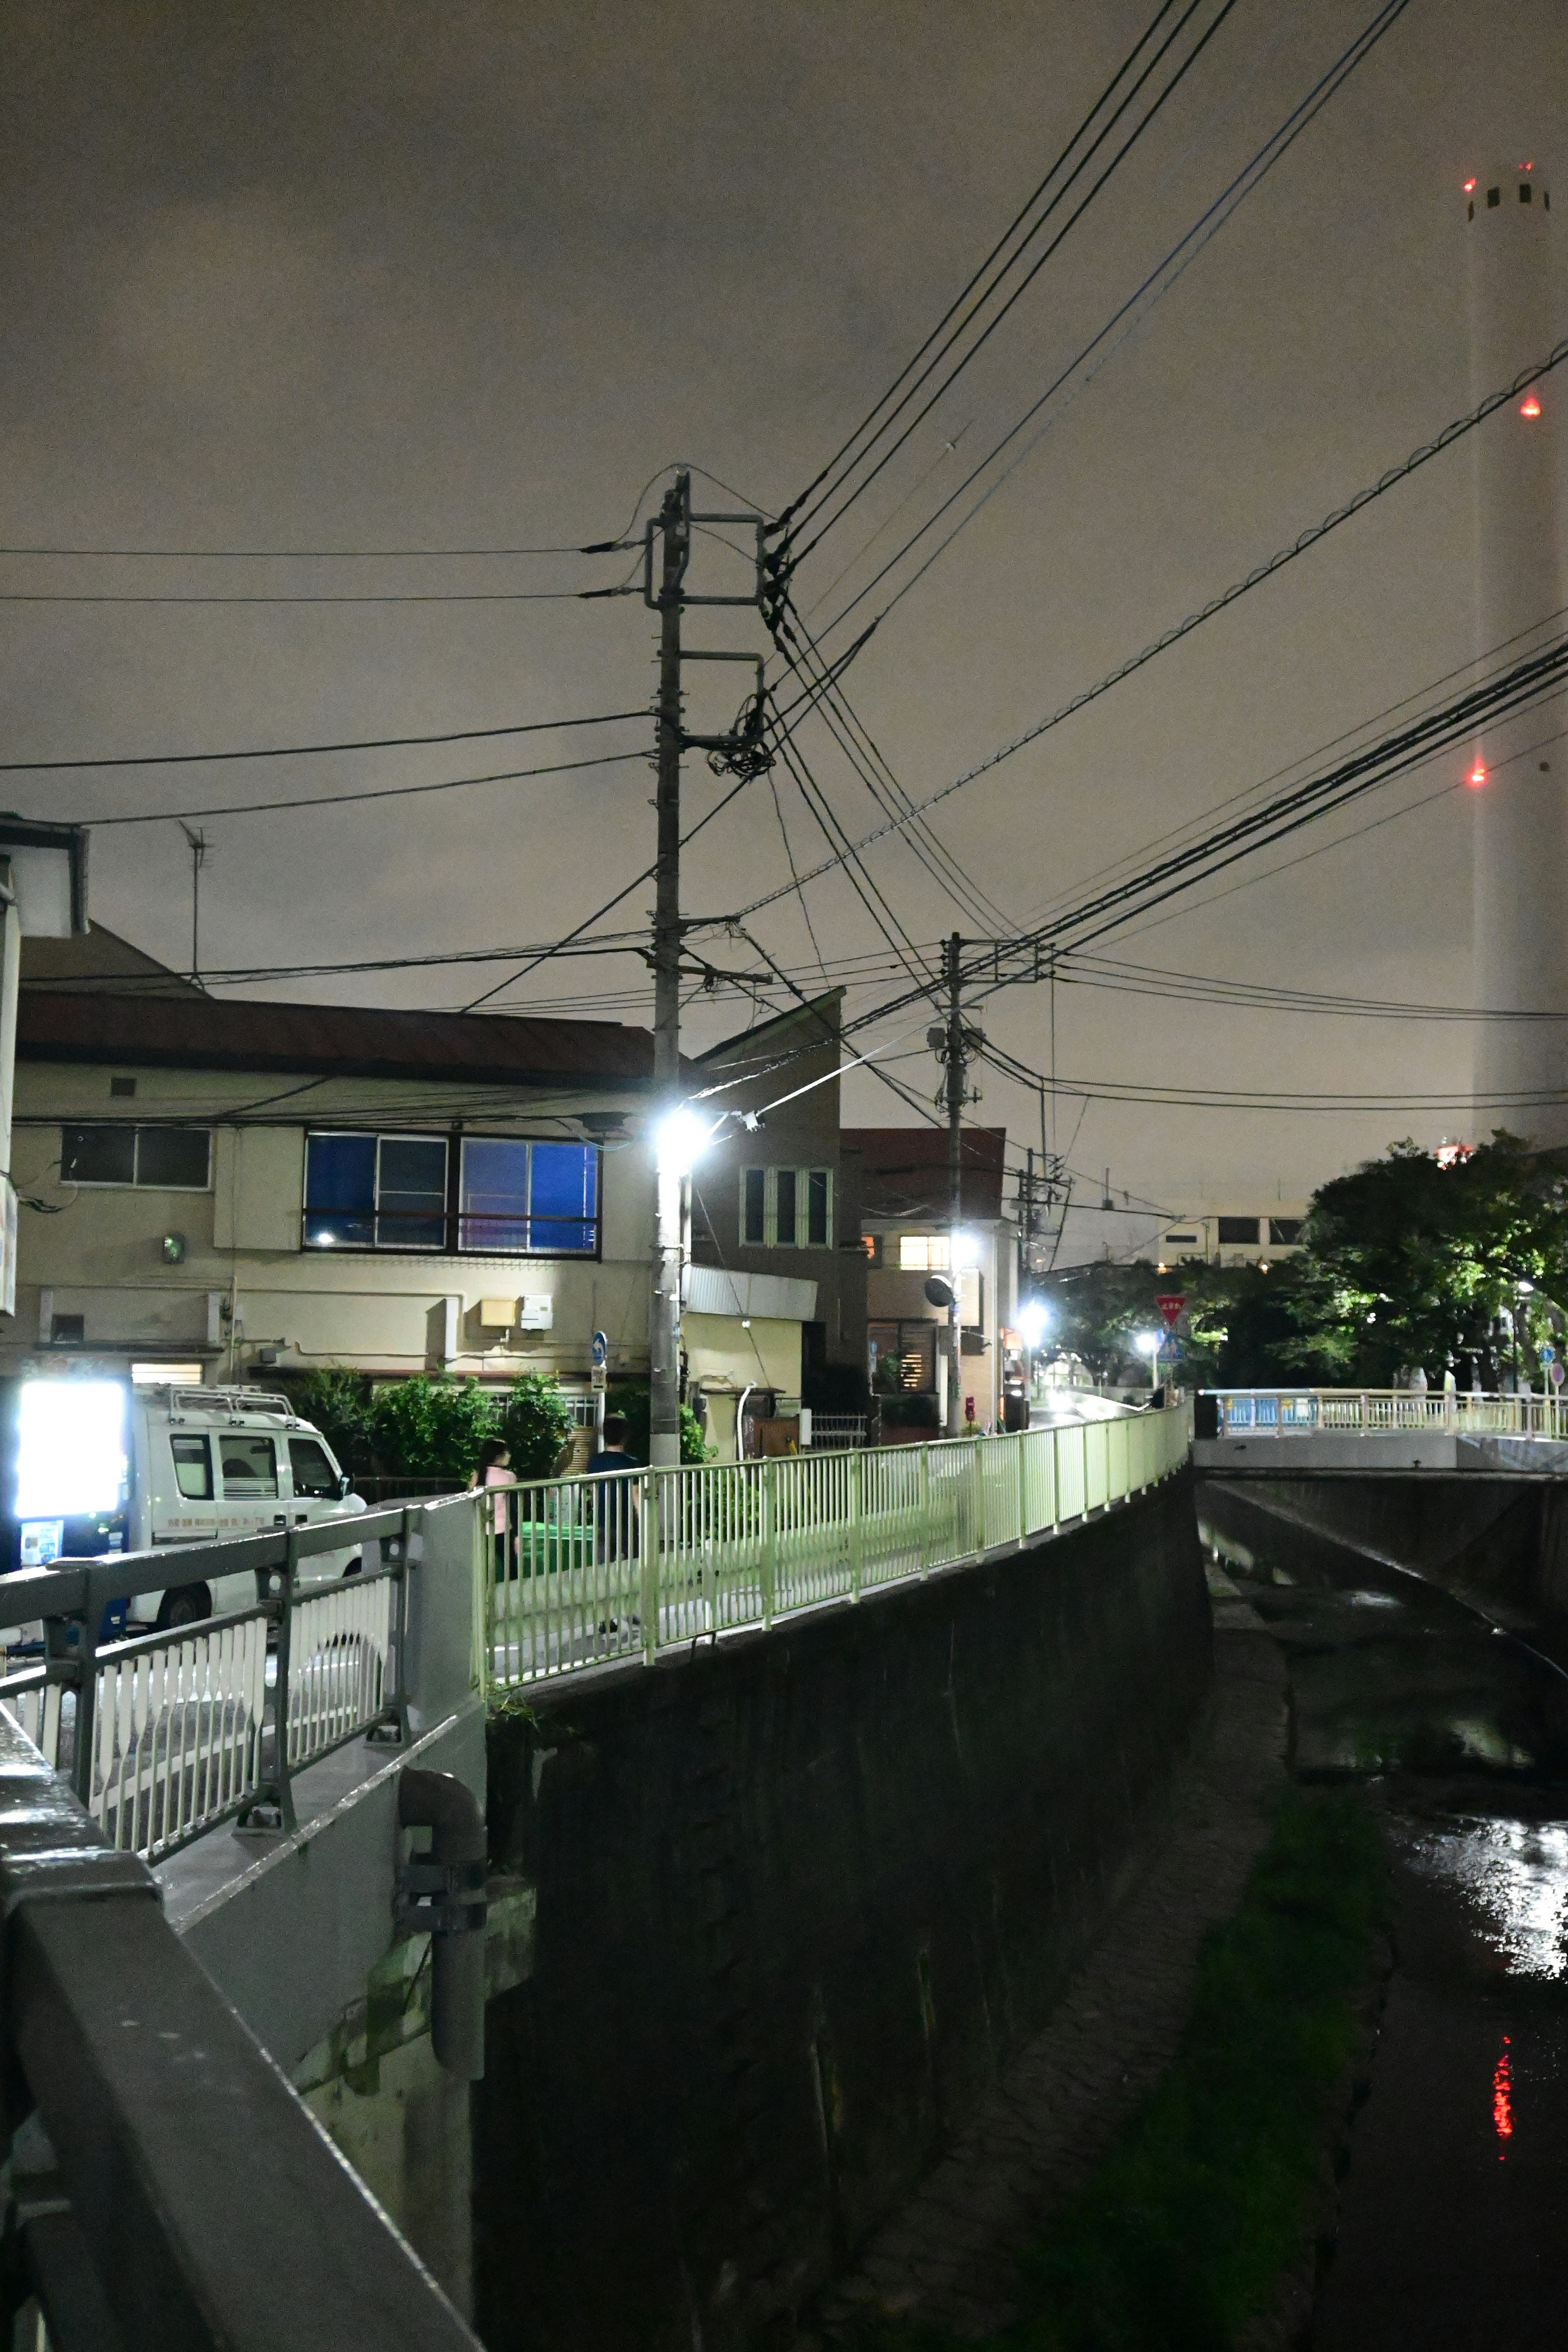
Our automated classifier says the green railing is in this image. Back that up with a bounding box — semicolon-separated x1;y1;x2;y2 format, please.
482;1400;1192;1693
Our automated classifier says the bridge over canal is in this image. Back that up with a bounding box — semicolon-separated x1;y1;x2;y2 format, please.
1196;1388;1568;1668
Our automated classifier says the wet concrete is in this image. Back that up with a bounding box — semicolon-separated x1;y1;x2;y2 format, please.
1214;1541;1568;2349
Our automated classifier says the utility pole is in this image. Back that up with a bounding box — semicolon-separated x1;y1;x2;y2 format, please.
943;931;967;1439
179;822;208;989
649;474;690;1469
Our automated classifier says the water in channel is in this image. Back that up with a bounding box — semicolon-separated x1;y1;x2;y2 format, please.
1212;1532;1568;2350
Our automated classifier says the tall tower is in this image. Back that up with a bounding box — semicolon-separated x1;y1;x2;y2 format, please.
1467;157;1568;1142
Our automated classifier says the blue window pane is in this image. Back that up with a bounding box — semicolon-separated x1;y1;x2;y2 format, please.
377;1137;447;1249
528;1143;598;1254
304;1133;375;1248
461;1138;532;1252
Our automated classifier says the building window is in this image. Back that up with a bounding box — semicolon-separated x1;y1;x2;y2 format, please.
1216;1216;1261;1246
304;1132;444;1251
898;1233;950;1272
459;1138;597;1254
61;1125;211;1191
869;1320;938;1392
736;1166;834;1249
1269;1217;1304;1245
861;1232;882;1267
303;1131;599;1256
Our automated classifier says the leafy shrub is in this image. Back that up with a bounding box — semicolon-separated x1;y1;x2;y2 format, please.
280;1368;375;1472
880;1391;940;1429
500;1373;575;1481
604;1379;711;1463
364;1376;499;1483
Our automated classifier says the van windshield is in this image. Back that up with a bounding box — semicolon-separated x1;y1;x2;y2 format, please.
289;1438;339;1499
171;1435;213;1501
219;1436;277;1499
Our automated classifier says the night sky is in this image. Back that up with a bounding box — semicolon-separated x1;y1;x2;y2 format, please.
4;0;1564;1252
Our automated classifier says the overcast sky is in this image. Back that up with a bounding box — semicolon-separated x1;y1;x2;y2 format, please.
4;0;1565;1254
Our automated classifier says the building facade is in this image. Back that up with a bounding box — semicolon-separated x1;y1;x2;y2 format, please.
849;1125;1014;1432
1153;1205;1309;1269
12;936;674;1405
688;992;866;1457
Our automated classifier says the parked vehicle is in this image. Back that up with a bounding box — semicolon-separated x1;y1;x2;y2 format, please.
3;1377;367;1630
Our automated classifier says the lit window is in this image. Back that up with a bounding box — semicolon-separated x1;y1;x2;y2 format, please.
460;1138;597;1255
898;1234;951;1272
62;1125;211;1191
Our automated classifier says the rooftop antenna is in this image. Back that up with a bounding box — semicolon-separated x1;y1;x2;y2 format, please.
178;822;208;987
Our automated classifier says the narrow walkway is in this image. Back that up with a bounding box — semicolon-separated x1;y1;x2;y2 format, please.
815;1581;1287;2342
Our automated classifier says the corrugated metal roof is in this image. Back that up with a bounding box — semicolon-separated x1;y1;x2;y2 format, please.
844;1125;1007;1222
18;989;665;1090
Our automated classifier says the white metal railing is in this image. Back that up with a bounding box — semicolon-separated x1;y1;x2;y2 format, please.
1206;1388;1568;1439
0;1536;410;1865
485;1401;1191;1693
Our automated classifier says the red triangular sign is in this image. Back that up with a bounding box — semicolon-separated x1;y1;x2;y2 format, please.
1154;1292;1185;1329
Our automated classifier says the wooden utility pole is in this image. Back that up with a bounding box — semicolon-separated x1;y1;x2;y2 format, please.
943;931;966;1438
649;474;690;1468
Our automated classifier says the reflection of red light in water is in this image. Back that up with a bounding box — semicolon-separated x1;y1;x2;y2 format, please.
1494;2036;1513;2158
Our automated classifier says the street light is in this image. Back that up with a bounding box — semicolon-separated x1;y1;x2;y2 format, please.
653;1105;717;1177
1134;1330;1162;1391
1018;1299;1049;1350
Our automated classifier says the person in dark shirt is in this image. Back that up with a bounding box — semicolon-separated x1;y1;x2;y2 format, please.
584;1413;640;1566
584;1413;639;1477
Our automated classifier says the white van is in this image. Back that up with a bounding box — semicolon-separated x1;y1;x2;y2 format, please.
9;1379;368;1632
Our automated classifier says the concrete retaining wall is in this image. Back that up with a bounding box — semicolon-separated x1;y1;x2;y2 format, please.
475;1471;1209;2352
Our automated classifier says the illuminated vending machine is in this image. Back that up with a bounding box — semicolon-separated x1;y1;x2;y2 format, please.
4;1377;131;1581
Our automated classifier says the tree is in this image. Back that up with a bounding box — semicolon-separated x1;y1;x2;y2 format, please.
1290;1133;1568;1387
364;1375;500;1482
499;1373;575;1481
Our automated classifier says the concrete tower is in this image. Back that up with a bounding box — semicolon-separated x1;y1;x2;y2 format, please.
1467;157;1568;1142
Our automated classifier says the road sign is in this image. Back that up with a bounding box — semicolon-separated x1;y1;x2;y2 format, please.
1540;1341;1557;1365
1552;1361;1565;1389
591;1329;608;1392
1154;1293;1186;1330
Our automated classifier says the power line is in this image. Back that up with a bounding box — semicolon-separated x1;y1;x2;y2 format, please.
805;0;1414;638
776;1;1189;539
0;586;621;606
734;338;1568;924
0;706;646;775
67;746;649;829
789;0;1246;562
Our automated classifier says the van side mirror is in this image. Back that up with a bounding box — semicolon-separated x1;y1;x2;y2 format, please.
338;1472;353;1498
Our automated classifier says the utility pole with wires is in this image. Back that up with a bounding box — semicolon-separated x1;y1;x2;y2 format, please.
179;822;208;989
927;933;986;1438
644;471;778;1467
648;475;691;1469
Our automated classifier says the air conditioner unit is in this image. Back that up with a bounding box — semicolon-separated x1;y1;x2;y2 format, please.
518;1295;553;1332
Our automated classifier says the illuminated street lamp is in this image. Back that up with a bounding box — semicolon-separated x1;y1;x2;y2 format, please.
1134;1330;1162;1390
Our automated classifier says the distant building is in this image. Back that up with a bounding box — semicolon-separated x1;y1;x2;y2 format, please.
849;1125;1014;1431
1154;1206;1309;1269
690;992;866;1458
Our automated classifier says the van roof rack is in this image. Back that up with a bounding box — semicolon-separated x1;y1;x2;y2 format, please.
168;1386;297;1421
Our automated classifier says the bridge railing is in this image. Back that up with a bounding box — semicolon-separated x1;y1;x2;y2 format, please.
0;1708;479;2352
0;1503;428;1867
485;1400;1191;1693
1206;1388;1568;1439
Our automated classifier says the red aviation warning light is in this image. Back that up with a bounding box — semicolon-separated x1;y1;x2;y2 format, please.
1521;392;1543;418
1468;760;1488;788
1463;178;1477;193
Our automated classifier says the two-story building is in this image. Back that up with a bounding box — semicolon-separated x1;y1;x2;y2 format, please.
12;929;682;1405
849;1124;1014;1432
687;991;866;1458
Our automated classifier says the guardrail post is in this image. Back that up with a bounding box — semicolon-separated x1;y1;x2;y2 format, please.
849;1450;864;1601
639;1471;659;1666
760;1458;777;1629
382;1506;415;1744
918;1443;932;1576
969;1440;984;1562
1016;1428;1028;1548
67;1607;98;1813
271;1529;299;1831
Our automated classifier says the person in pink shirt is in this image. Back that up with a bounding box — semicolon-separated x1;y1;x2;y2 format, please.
469;1437;513;1577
